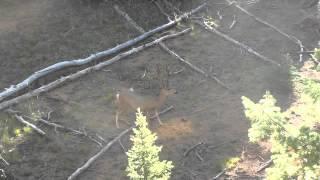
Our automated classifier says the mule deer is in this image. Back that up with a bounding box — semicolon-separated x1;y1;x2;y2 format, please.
115;88;177;128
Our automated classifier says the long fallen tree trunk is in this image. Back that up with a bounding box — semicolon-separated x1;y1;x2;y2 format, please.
0;3;206;102
0;29;191;111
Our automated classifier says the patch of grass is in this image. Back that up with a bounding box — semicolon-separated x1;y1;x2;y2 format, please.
224;157;241;169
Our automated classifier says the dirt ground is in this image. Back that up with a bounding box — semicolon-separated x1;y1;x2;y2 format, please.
0;0;319;179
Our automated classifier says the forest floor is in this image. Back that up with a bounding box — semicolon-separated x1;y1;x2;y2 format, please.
0;0;319;179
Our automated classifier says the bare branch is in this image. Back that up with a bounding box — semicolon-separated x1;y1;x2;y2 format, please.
195;21;281;67
12;114;46;136
209;169;226;180
183;142;204;157
0;154;9;166
67;127;133;180
256;159;273;173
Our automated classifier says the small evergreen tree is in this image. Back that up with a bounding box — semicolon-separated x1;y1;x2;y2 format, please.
126;108;174;180
242;91;320;179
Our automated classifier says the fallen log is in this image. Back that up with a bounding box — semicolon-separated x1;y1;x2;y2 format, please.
224;0;305;61
0;29;191;111
67;127;133;180
195;21;281;67
0;3;206;102
114;5;229;89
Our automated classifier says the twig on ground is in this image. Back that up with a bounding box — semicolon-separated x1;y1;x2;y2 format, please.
67;127;133;180
25;115;104;147
195;150;204;162
194;21;281;67
114;4;229;89
256;159;273;173
183;142;204;157
0;154;9;166
150;105;174;120
296;51;315;54
229;15;237;29
153;1;172;20
207;139;238;149
6;110;46;136
163;0;182;14
87;136;103;147
209;168;226;180
96;133;107;143
12;114;46;136
169;68;185;75
0;2;206;103
118;139;126;153
0;29;191;111
225;0;306;59
7;109;104;147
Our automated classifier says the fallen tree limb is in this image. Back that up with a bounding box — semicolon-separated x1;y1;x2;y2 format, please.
195;21;281;67
209;168;226;180
224;0;305;61
6;109;46;136
12;114;46;136
114;5;229;89
67;126;133;180
0;154;9;166
25;115;103;147
150;105;174;120
225;0;301;44
0;29;191;111
67;103;174;179
256;159;273;173
183;141;204;157
0;3;206;103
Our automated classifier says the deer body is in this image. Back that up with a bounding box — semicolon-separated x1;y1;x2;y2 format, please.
115;88;176;128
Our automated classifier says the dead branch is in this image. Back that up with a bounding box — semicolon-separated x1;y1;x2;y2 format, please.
183;142;204;157
195;21;281;67
67;127;133;180
209;168;226;180
12;114;46;136
225;0;301;44
163;0;182;14
153;1;172;20
256;159;273;173
0;155;9;166
0;3;206;103
229;15;237;29
195;150;204;162
169;67;185;75
225;0;306;60
23;115;103;147
150;105;174;120
114;5;229;89
296;51;315;54
0;29;191;111
118;139;126;153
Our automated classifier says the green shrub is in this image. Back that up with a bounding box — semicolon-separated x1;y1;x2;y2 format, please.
126;109;174;180
312;48;320;61
242;91;320;179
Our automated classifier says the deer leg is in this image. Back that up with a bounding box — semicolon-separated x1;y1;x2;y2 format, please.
115;111;120;128
155;110;163;125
